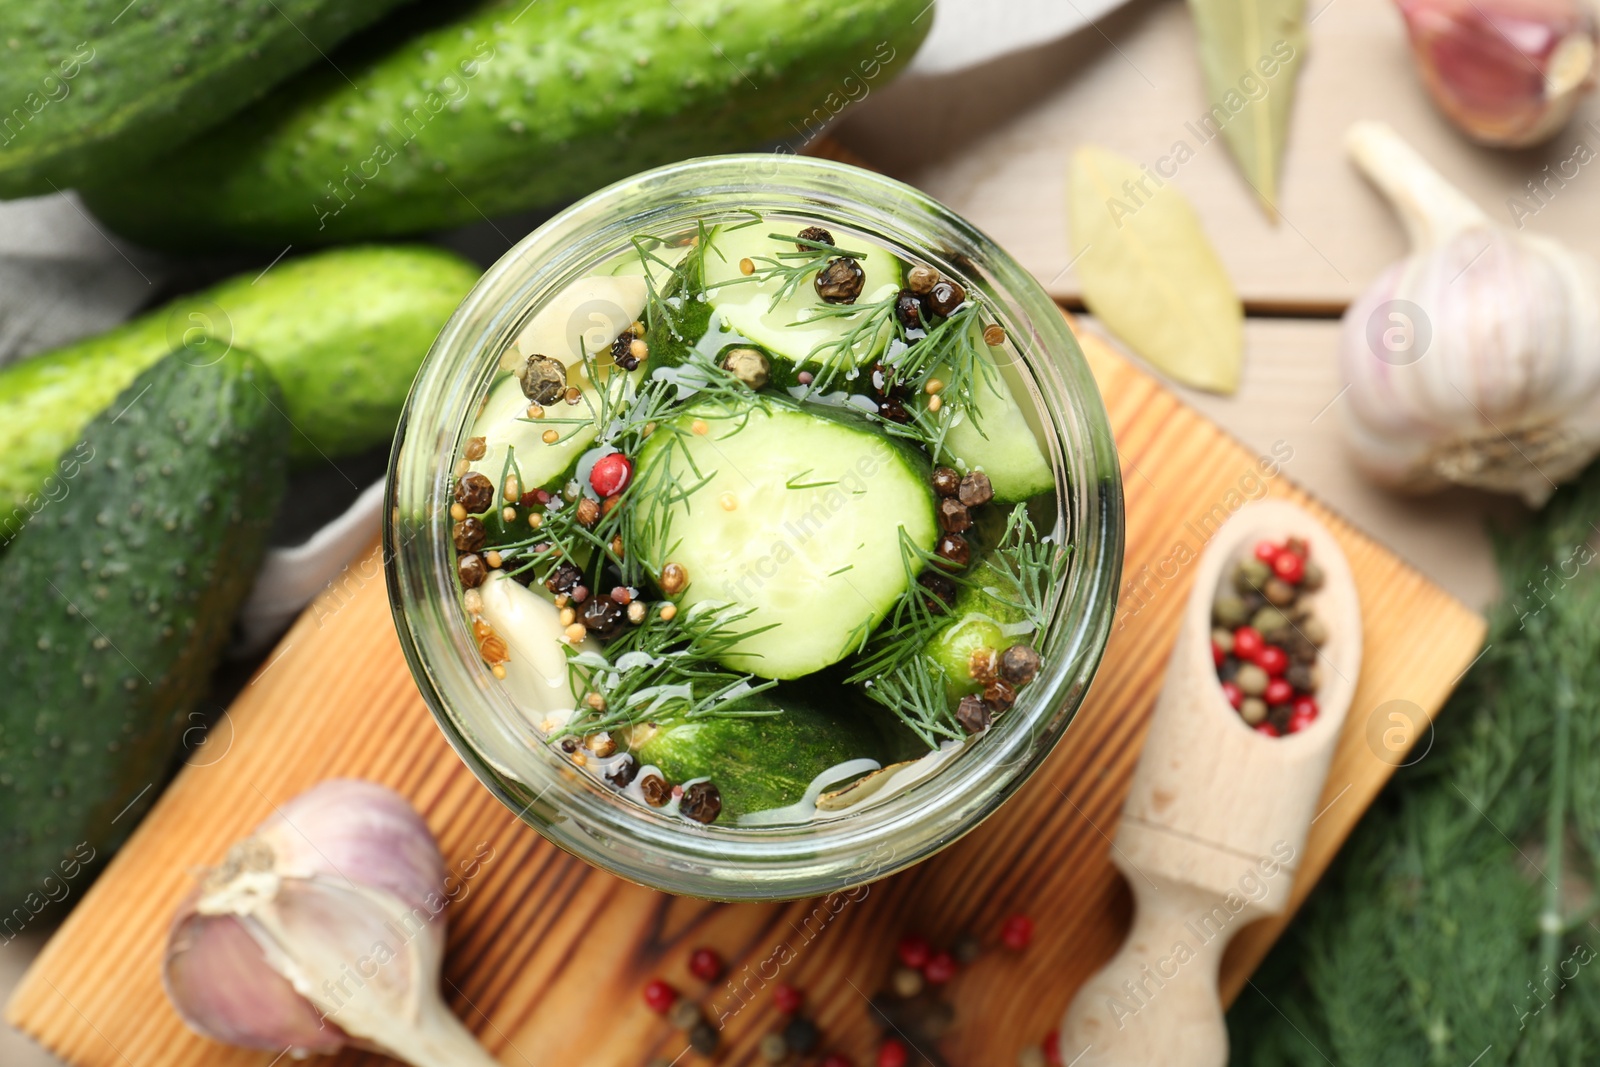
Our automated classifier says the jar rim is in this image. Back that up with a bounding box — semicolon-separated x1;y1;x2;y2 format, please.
384;153;1124;901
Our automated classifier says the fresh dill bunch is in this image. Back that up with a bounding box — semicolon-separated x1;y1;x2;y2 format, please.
793;293;899;395
556;601;778;738
1230;462;1600;1067
981;503;1071;630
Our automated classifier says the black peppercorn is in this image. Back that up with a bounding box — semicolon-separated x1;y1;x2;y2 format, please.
957;695;990;733
640;774;671;807
681;780;722;824
918;570;957;608
688;1022;718;1055
984;678;1017;711
877;397;910;423
605;756;638;789
999;644;1042;686
544;561;582;595
957;470;994;507
517;354;568;404
783;1016;820;1055
931;467;961;497
451;517;486;553
795;225;834;251
938;497;971;533
935;533;971;568
580;595;626;640
454;471;494;513
895;288;923;329
870;360;898;396
928;279;966;317
609;330;640;371
815;257;865;304
457;553;487;588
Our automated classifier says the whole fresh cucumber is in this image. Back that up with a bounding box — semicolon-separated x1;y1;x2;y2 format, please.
0;349;289;908
0;245;478;518
80;0;931;248
0;0;412;197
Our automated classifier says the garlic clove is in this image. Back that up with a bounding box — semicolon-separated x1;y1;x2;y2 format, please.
164;898;346;1054
1396;0;1598;147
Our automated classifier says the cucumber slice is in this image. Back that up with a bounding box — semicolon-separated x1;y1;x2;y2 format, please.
636;399;938;680
468;275;645;492
703;222;900;369
935;327;1055;503
630;687;886;820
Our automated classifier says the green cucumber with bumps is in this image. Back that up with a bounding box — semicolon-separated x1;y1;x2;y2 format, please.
0;245;478;519
80;0;931;248
0;349;289;908
924;561;1035;699
631;687;885;820
0;0;410;196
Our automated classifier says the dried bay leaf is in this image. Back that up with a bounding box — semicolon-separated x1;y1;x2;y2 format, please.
1188;0;1308;221
1067;145;1243;394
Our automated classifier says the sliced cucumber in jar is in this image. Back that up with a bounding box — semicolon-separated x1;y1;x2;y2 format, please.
929;324;1054;503
635;398;938;680
702;222;901;373
468;275;646;494
630;686;886;821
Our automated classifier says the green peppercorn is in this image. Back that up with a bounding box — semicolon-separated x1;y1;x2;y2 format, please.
1251;606;1291;641
1300;616;1329;646
1262;577;1297;607
1236;663;1269;697
1234;559;1272;593
1212;595;1251;629
1240;697;1268;725
1301;559;1326;592
1211;627;1235;654
759;1032;788;1063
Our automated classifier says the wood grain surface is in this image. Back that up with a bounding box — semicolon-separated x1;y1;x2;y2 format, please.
6;330;1486;1067
839;0;1600;312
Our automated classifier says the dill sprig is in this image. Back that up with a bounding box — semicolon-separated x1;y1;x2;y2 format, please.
556;601;779;738
978;504;1070;631
844;506;1066;749
717;232;872;311
792;293;899;395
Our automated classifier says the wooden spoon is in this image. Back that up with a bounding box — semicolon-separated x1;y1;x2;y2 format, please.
1059;500;1362;1067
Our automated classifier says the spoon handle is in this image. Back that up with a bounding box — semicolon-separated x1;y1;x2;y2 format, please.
1059;869;1247;1067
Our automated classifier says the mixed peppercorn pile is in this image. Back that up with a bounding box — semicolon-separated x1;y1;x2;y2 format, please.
1212;536;1326;737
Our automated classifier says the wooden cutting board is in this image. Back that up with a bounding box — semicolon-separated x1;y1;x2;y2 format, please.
6;329;1485;1067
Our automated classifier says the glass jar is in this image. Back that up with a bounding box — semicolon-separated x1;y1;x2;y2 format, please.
385;154;1123;901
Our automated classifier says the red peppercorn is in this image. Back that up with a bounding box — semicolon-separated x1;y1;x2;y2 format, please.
1253;540;1280;565
1255;722;1282;737
1288;707;1317;733
688;947;723;982
1254;645;1289;676
1220;681;1244;709
1265;677;1294;705
1212;639;1225;668
1044;1030;1063;1067
877;1038;909;1067
822;1055;853;1067
642;978;678;1013
774;984;803;1014
1001;913;1035;950
1232;626;1264;660
1293;694;1319;718
896;934;931;969
922;950;957;985
1272;550;1306;584
589;452;633;497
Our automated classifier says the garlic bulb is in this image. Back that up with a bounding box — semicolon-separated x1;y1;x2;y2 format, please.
1339;121;1600;507
164;779;499;1067
1396;0;1598;147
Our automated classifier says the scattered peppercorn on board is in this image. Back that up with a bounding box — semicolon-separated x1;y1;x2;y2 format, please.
5;327;1485;1067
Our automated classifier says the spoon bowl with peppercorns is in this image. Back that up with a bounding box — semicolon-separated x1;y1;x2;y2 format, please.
1061;499;1360;1067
